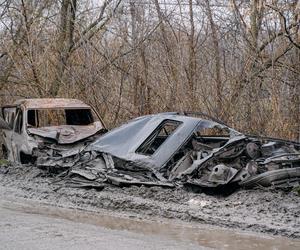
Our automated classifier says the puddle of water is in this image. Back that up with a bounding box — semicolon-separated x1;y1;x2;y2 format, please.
1;199;299;250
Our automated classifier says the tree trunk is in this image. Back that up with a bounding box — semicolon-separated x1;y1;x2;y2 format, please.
49;0;77;97
187;0;197;109
204;0;223;118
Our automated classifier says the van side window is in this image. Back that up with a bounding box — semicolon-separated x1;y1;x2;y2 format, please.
14;109;23;134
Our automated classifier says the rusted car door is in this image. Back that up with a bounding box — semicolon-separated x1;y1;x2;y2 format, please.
1;107;16;160
10;108;25;161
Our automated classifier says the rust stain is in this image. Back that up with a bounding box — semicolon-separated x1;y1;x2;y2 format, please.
12;98;91;109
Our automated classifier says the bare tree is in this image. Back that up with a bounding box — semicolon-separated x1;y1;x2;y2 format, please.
0;0;299;140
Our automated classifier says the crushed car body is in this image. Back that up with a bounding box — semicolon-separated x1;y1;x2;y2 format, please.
34;112;300;192
0;98;106;164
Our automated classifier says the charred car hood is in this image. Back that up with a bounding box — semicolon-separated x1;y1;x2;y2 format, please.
28;122;104;144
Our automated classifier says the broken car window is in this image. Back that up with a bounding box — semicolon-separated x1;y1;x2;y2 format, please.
136;120;182;155
27;109;95;127
65;109;94;125
191;121;232;150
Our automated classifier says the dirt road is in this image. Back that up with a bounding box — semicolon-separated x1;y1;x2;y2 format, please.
0;163;300;249
1;200;300;250
0;206;202;250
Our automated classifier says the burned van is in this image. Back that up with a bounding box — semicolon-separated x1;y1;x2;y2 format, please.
0;98;106;164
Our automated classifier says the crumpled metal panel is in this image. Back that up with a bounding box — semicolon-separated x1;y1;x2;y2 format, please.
88;114;237;169
28;122;104;144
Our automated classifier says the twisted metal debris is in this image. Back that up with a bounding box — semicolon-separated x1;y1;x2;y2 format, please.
34;113;300;192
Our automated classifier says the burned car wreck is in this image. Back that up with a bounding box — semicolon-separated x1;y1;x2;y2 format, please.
35;113;300;192
0;98;106;164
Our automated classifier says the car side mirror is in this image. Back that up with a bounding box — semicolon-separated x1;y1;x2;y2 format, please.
0;116;11;130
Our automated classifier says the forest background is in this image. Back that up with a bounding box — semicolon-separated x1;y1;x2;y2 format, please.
0;0;299;141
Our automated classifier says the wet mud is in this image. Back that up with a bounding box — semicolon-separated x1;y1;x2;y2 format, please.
0;164;299;239
1;200;300;250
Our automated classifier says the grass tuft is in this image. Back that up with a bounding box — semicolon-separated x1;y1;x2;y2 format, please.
0;159;9;166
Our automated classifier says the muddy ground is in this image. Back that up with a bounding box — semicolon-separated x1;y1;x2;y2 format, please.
0;163;299;239
0;207;203;250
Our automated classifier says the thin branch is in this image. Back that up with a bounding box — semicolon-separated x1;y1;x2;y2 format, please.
267;4;300;50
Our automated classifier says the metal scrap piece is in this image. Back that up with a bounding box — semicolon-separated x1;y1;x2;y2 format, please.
240;167;300;188
69;169;98;181
208;164;238;185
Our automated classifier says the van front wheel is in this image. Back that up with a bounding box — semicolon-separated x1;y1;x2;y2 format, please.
20;152;36;164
